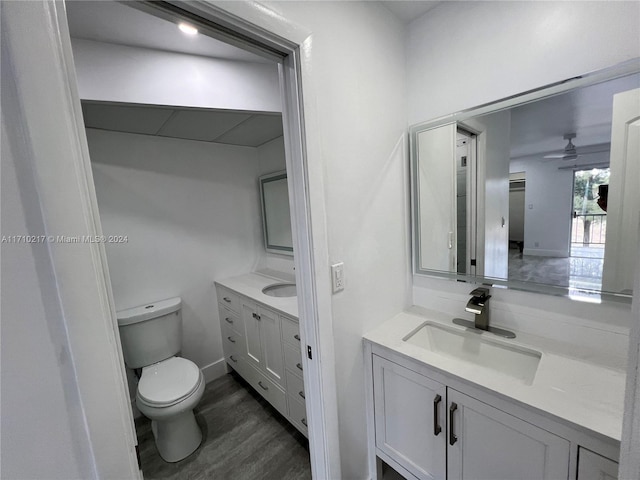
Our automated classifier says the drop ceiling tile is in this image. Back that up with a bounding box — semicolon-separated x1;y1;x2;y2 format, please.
157;110;251;142
215;114;283;147
82;102;174;135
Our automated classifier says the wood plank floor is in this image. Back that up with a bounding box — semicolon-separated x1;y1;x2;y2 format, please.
136;371;312;480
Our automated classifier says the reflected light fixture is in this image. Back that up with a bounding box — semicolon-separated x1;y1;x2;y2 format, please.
178;23;198;35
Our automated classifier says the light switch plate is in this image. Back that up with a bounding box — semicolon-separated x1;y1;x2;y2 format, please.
331;262;344;293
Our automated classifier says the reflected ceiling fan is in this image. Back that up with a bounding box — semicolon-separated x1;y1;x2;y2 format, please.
544;133;579;161
543;133;610;161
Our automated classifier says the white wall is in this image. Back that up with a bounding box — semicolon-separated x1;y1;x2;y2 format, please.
214;2;410;477
510;155;581;257
71;38;281;112
87;128;264;379
407;1;640;125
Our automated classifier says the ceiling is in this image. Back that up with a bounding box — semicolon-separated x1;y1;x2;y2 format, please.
381;1;442;24
82;102;283;148
65;1;270;63
507;73;640;159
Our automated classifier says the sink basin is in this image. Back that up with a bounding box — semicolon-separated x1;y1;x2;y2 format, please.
262;283;297;298
403;322;541;385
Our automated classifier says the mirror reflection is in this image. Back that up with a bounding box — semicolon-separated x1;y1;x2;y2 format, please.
412;68;640;299
260;171;293;255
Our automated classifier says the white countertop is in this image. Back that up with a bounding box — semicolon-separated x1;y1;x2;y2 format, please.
215;271;298;318
364;306;626;442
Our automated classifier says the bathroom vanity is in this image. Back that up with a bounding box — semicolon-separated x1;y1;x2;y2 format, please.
215;273;307;437
364;307;623;480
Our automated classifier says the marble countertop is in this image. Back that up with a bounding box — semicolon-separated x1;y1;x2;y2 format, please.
364;306;626;442
215;271;298;319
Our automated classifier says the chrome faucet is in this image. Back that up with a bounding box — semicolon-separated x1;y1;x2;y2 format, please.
465;287;491;331
452;286;516;338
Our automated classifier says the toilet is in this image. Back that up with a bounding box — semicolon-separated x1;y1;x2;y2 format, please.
117;297;204;462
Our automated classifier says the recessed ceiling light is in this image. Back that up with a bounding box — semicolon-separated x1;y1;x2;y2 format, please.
178;23;198;35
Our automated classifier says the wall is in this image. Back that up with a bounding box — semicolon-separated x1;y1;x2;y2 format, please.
407;1;640;125
87;128;264;380
215;2;411;477
71;38;281;112
510;155;582;257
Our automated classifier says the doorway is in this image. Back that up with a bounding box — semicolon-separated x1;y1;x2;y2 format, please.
52;1;335;478
570;167;610;291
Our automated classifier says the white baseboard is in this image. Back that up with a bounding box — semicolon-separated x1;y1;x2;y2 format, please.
201;357;229;383
522;248;568;257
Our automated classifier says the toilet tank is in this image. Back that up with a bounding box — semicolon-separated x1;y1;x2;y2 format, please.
117;297;182;369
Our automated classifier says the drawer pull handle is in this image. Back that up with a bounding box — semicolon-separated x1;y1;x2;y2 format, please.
449;402;458;446
433;394;442;436
252;312;261;321
229;355;237;363
227;336;236;343
225;317;233;324
223;297;231;303
296;363;303;371
258;381;268;391
294;334;300;341
298;391;305;400
301;418;307;427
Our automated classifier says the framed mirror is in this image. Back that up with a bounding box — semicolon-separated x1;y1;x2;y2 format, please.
259;170;293;256
411;60;640;301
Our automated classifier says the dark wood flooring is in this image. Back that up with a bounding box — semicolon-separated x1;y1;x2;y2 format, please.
136;371;312;480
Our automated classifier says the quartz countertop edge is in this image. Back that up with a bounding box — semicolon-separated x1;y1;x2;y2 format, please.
215;272;298;319
364;307;625;443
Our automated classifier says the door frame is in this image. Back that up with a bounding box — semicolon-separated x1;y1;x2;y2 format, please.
20;0;340;478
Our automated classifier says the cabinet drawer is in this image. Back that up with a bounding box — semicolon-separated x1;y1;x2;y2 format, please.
281;316;301;347
243;363;287;418
217;286;240;313
221;322;243;360
219;305;241;335
286;369;305;403
288;395;308;436
284;343;304;375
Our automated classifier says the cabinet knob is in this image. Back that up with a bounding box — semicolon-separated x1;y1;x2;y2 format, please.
296;363;303;371
299;391;305;400
294;334;300;341
301;418;307;427
223;297;231;303
225;317;233;324
258;381;269;391
230;355;237;363
252;312;261;321
227;336;236;343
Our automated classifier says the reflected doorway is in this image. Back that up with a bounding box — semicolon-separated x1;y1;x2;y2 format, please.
569;167;610;291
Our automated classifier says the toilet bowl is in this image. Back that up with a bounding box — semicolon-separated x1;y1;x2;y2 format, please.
136;357;205;462
116;297;205;463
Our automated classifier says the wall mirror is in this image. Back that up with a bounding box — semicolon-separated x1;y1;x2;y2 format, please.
411;61;640;301
260;171;293;256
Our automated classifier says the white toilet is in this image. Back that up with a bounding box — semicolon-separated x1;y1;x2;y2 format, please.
117;297;205;462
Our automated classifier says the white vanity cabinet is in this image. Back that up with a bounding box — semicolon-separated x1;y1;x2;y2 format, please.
215;281;308;438
372;355;569;480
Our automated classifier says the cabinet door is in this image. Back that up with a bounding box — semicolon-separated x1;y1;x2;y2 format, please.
447;389;570;480
577;448;618;480
373;355;446;480
241;300;263;370
258;306;284;387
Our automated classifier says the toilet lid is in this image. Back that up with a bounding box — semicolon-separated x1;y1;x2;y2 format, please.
138;357;201;406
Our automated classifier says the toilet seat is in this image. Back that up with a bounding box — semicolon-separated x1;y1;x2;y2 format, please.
138;357;202;407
